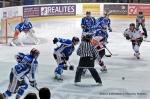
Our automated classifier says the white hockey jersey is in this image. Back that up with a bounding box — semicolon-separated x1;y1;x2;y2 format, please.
91;36;105;51
124;28;143;40
136;15;145;23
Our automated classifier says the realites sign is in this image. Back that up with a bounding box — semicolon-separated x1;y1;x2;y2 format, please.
41;5;76;16
23;5;76;18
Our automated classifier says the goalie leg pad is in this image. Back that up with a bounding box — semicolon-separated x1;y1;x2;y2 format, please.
14;30;20;39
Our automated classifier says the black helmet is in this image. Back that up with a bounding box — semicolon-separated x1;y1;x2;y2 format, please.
72;37;79;45
130;23;135;27
86;11;91;15
30;48;40;59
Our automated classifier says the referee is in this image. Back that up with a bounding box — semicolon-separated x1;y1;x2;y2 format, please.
74;35;102;85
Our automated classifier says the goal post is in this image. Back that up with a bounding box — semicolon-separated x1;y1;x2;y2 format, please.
0;16;23;44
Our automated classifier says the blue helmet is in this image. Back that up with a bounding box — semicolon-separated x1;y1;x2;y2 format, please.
15;52;25;63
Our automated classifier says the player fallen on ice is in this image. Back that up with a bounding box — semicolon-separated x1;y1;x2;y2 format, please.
81;11;96;34
75;34;102;86
97;12;112;32
53;37;79;80
10;18;39;46
136;11;148;38
124;23;144;59
3;48;40;99
91;35;107;72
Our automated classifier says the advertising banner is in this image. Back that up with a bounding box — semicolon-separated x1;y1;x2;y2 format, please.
23;6;40;18
128;4;150;16
82;4;100;15
23;5;76;18
40;5;76;16
104;4;128;15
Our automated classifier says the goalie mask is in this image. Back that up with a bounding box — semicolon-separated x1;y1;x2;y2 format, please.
24;18;29;25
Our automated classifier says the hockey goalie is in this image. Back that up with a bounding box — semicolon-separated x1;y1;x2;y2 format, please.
10;18;40;46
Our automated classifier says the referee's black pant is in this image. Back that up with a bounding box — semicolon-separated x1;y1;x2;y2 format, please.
74;57;102;83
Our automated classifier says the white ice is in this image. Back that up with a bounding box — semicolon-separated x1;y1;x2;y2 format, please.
0;17;150;99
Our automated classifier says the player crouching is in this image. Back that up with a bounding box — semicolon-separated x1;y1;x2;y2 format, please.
53;37;79;81
3;48;40;99
124;23;143;59
10;18;40;46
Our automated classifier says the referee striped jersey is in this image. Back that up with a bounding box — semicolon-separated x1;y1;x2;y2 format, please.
77;41;100;59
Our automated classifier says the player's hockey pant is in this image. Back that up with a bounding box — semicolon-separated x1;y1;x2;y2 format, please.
132;38;143;53
136;23;147;37
98;49;105;67
3;71;28;99
74;57;102;83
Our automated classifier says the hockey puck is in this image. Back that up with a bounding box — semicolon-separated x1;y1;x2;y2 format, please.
122;77;125;80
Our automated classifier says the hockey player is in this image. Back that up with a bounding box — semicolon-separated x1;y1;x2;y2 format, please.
81;11;96;33
124;23;143;59
3;48;40;99
97;13;112;32
136;11;148;38
53;37;79;80
95;26;108;43
91;36;107;72
10;18;39;46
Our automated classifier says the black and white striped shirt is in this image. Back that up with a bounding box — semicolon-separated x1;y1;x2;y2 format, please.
77;41;100;60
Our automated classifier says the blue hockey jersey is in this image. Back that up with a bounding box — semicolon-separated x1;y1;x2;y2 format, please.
15;22;32;32
13;54;38;81
97;17;111;29
81;17;96;32
95;29;108;42
54;38;75;58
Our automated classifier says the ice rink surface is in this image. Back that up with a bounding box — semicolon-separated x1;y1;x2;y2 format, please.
0;17;150;99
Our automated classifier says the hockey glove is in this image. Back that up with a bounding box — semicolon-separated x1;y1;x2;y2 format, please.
69;65;74;71
108;27;112;32
53;38;58;44
125;34;130;40
29;80;37;87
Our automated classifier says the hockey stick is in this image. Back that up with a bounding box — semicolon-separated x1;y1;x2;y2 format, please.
25;75;39;91
104;46;112;57
143;39;150;42
105;46;118;57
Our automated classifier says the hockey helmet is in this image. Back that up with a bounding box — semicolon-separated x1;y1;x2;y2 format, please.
72;36;79;45
130;23;135;27
15;52;25;63
86;11;91;15
139;11;143;15
30;48;40;59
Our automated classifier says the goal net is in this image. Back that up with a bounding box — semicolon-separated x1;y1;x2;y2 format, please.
0;16;23;44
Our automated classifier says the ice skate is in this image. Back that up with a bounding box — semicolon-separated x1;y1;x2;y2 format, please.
10;41;16;46
100;66;107;72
